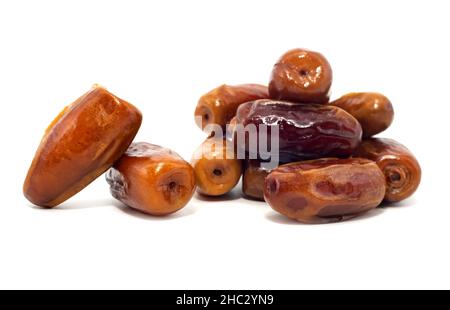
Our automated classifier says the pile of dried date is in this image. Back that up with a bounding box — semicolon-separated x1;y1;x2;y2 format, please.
193;48;421;223
23;48;421;224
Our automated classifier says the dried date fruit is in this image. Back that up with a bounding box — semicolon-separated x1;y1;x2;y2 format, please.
106;142;196;216
242;160;273;201
234;100;362;162
330;92;394;137
195;84;269;131
23;85;142;207
269;48;332;104
353;138;421;202
264;158;386;224
191;137;242;196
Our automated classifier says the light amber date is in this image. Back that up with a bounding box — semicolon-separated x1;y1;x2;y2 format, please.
264;158;386;224
106;143;196;216
191;137;242;196
195;84;269;131
330;92;394;137
353;138;421;202
23;85;142;207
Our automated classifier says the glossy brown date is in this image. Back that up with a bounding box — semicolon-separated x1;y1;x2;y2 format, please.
23;85;142;208
269;48;332;104
234;100;362;161
106;143;196;216
353;138;421;202
264;158;386;224
195;84;269;131
191;137;242;196
242;160;273;201
330;92;394;137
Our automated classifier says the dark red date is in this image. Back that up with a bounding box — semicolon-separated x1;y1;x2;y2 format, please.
233;100;362;162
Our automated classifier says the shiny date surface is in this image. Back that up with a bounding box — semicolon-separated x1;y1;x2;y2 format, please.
330;92;394;137
106;142;196;216
23;85;142;208
354;138;421;202
234;100;362;162
264;158;386;224
269;48;332;104
195;84;269;131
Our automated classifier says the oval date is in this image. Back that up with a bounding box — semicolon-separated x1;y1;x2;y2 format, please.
106;142;196;216
264;158;386;223
194;84;269;131
330;92;394;137
234;99;362;162
353;138;421;202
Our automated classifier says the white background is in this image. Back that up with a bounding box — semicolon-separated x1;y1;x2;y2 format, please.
0;0;448;289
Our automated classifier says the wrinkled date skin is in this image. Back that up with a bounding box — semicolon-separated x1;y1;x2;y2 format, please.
23;85;142;207
242;160;273;201
234;100;362;162
354;138;421;203
269;48;332;104
106;143;196;216
191;137;242;196
195;84;269;131
264;158;386;224
330;92;394;137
